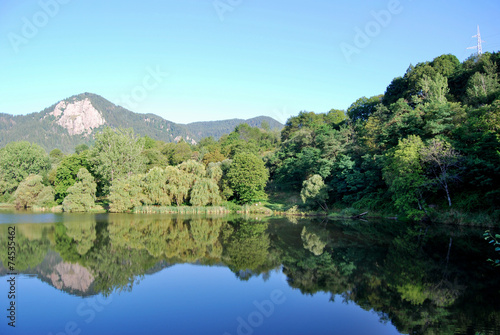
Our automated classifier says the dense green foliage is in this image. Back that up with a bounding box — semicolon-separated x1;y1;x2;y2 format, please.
0;141;50;199
1;52;499;220
227;152;269;203
300;174;329;211
12;174;54;209
269;52;500;219
89;127;146;194
62;168;97;212
52;152;89;203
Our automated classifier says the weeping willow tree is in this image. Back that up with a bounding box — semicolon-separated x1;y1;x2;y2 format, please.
142;167;172;206
108;174;146;212
190;178;222;206
107;159;226;210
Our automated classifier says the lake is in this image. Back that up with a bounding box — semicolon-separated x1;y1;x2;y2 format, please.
0;212;498;335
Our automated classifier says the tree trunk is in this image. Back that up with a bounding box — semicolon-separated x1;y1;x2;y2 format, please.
444;182;452;207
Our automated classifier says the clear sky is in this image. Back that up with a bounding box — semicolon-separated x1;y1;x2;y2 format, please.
0;0;499;124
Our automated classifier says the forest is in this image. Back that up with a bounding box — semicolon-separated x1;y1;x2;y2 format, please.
0;52;499;225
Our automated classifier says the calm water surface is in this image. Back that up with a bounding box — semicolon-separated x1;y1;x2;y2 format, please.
0;212;498;335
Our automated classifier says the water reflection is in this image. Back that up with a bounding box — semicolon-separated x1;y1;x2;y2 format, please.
0;214;499;334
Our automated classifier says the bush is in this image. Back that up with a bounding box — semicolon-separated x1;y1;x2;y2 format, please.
13;175;54;209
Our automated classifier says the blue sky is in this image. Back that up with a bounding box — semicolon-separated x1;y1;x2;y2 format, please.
0;0;499;124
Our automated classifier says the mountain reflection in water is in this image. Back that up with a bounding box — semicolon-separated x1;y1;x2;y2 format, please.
0;213;499;334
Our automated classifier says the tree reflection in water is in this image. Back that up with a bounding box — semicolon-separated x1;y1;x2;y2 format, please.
1;215;499;334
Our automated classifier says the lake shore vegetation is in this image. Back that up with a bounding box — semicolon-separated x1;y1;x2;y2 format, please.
1;52;499;226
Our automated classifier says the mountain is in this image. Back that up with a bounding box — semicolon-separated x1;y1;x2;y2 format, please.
186;116;283;140
0;93;283;152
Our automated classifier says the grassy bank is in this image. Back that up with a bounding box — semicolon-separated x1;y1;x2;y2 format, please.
262;191;499;226
2;196;498;227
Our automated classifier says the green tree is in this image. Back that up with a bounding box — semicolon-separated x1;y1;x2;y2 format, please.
202;149;226;165
177;159;206;179
227;153;269;203
417;73;449;104
138;135;157;149
383;76;408;106
49;148;65;165
161;141;192;165
0;141;50;196
53;153;88;203
62;168;97;212
347;95;383;122
466;71;500;106
324;109;347;127
431;54;461;78
13;174;54;209
142;167;172;206
383;135;427;219
164;166;192;206
74;144;89;154
190;178;222;206
89;127;146;194
207;162;223;183
108;174;146;212
300;174;329;211
420;139;461;207
142;148;168;171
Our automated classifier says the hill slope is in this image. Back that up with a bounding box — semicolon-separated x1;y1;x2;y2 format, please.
0;93;283;152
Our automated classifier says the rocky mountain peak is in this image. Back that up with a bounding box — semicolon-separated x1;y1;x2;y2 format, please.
49;97;106;136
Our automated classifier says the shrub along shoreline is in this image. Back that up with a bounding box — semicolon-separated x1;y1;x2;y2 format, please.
1;201;497;227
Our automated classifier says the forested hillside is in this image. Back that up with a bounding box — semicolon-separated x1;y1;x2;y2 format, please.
0;93;282;152
1;52;499;223
270;52;500;221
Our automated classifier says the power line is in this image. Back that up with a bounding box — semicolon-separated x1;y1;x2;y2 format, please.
467;25;485;55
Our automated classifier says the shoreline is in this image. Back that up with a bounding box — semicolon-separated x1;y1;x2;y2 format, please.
1;202;497;227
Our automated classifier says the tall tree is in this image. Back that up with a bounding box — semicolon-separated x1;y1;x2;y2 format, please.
89;127;146;194
300;174;329;211
383;135;427;219
53;153;88;203
420;139;461;207
227;153;269;203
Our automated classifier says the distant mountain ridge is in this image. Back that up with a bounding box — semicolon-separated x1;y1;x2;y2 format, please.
0;93;283;152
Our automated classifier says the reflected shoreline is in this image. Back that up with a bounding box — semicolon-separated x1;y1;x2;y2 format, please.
0;213;499;334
